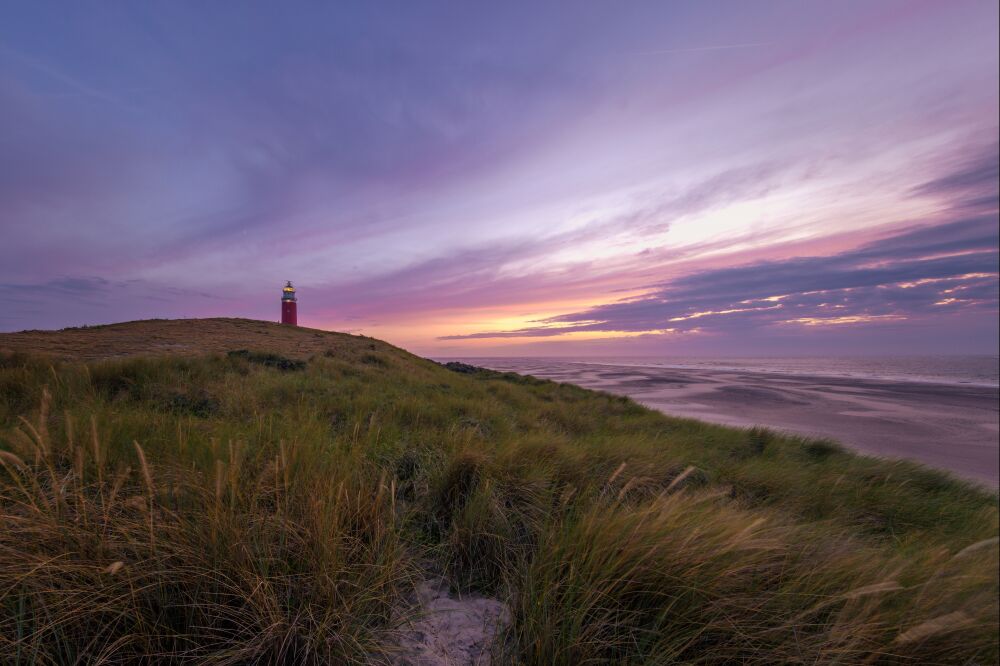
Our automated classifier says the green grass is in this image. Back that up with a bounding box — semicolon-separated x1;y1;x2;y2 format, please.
0;321;996;664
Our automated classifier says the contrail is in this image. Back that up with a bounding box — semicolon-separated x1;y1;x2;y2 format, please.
0;44;132;108
632;42;771;56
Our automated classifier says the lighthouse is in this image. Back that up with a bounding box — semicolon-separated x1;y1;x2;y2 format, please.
281;281;297;325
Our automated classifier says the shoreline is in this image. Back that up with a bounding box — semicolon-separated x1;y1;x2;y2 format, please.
438;355;1000;390
452;358;1000;488
557;359;1000;389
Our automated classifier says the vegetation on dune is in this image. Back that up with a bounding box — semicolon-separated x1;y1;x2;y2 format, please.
0;320;997;664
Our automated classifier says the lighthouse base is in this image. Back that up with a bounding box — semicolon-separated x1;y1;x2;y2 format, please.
281;301;297;325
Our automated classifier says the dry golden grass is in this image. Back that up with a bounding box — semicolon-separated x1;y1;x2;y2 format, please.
1;384;408;664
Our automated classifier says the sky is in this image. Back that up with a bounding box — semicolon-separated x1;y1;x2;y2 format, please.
1;1;997;356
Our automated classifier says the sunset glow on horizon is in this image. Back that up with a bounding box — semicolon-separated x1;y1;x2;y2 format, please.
1;1;997;356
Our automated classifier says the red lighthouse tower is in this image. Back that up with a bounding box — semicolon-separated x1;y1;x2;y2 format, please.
281;281;297;325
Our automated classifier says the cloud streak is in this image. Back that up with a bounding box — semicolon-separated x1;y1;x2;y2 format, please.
436;137;999;345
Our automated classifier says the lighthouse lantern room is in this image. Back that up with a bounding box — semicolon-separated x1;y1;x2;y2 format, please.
281;281;298;325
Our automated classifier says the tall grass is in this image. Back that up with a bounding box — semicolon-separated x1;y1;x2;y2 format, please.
0;336;997;664
0;385;408;663
512;489;997;663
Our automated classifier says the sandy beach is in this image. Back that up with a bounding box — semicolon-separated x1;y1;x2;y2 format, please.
458;359;1000;488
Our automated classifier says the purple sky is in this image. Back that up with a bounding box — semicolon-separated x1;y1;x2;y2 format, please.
1;1;997;355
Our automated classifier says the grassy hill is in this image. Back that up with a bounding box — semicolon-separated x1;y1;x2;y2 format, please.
0;319;996;664
0;317;376;360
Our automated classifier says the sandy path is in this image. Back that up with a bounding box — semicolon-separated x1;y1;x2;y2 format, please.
460;359;999;488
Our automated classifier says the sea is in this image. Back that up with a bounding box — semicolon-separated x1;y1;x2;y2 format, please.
449;356;1000;388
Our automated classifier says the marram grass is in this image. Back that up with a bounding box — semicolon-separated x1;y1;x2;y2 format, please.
0;322;996;664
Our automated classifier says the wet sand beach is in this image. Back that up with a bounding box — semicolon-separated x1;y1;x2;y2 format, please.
458;359;1000;488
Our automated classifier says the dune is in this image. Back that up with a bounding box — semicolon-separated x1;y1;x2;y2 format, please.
0;319;996;664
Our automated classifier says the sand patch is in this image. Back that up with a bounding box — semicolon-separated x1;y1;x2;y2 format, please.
381;578;510;665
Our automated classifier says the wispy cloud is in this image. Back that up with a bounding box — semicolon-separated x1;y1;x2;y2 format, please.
631;42;772;57
441;214;999;339
0;278;223;329
912;142;999;211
